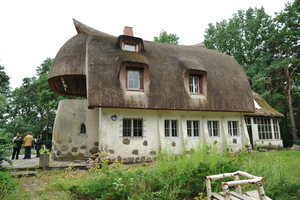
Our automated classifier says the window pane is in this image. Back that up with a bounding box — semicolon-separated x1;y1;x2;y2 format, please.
123;119;131;137
187;121;192;137
165;120;170;137
124;43;136;51
189;76;200;93
128;70;140;89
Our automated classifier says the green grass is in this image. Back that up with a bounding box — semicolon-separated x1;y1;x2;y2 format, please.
2;149;300;200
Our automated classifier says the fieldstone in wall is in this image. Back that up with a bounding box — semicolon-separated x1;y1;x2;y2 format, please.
143;140;148;146
91;147;99;154
80;145;86;149
132;149;138;155
172;142;176;147
127;157;134;162
123;138;130;145
150;150;156;155
117;156;122;162
109;149;115;154
57;150;62;155
61;145;68;151
71;147;78;152
77;153;85;160
146;157;152;162
94;142;99;146
135;157;140;162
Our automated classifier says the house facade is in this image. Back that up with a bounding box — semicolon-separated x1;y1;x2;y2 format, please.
48;19;283;161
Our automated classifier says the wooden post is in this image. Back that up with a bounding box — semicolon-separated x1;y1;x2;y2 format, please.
222;183;230;200
256;181;267;200
234;174;242;194
206;178;212;198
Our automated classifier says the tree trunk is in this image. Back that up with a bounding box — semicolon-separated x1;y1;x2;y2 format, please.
287;91;298;143
286;70;298;143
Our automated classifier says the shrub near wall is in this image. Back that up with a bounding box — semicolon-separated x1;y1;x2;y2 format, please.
67;145;242;200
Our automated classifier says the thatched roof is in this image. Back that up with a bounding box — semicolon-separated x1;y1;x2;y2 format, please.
48;19;255;112
246;91;284;118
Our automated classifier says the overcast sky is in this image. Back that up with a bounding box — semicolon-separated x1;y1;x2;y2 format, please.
0;0;288;89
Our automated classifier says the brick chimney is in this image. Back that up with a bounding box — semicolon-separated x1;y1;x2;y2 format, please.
123;26;133;36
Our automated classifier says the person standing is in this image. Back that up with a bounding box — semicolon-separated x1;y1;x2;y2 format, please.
23;132;33;159
35;135;42;157
12;133;22;160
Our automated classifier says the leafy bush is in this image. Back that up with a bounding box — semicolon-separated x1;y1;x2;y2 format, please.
0;129;14;168
295;139;300;145
0;171;17;199
67;145;244;200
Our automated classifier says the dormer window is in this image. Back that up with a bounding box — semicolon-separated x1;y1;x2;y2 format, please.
123;43;137;52
185;70;206;96
127;69;143;89
189;76;201;93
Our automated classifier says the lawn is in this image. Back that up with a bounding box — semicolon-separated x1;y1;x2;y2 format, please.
3;149;300;200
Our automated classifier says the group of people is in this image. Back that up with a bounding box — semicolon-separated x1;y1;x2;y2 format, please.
11;132;42;160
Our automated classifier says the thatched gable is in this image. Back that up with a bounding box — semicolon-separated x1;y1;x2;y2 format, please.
48;19;255;112
247;91;284;117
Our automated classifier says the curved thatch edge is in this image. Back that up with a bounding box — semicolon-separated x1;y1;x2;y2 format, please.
246;91;284;117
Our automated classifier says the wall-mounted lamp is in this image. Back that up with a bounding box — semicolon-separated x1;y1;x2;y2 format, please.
111;114;117;121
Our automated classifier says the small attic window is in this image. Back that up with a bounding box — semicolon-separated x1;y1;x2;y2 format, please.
123;43;137;51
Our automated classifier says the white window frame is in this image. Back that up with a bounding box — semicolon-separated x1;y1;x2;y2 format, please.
187;120;199;137
208;121;219;137
123;119;143;137
228;121;238;136
255;117;273;139
273;118;280;139
123;43;137;51
189;76;200;94
127;70;140;89
165;120;178;137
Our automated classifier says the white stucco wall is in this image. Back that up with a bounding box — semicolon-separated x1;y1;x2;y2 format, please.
52;99;251;161
52;99;99;160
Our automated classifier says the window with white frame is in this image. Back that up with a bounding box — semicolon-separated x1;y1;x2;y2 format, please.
208;121;219;136
189;76;200;94
127;69;143;90
123;119;143;137
123;43;137;51
165;120;178;137
254;117;273;139
273;118;280;139
187;120;199;137
228;121;238;136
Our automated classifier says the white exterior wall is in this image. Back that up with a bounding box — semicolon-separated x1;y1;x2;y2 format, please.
100;108;249;161
52;99;251;161
52;99;99;160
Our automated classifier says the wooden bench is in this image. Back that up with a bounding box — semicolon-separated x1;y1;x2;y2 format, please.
206;171;272;200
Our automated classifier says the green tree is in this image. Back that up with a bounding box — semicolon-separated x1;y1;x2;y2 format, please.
203;3;300;145
204;7;275;75
153;30;180;44
265;0;300;143
0;65;10;96
0;129;13;167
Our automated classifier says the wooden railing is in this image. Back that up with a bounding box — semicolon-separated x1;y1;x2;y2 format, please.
206;171;271;200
